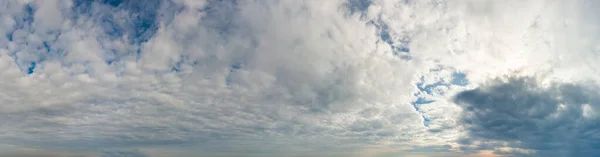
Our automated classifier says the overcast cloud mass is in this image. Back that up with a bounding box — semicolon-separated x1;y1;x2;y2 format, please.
1;0;600;157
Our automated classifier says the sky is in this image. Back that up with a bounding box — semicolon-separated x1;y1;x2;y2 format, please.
0;0;599;157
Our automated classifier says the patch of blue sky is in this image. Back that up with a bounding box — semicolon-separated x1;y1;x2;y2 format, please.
414;97;435;105
368;18;412;60
345;0;407;56
99;15;124;37
451;72;469;86
411;100;431;127
200;0;241;41
378;25;392;45
412;69;470;127
346;0;372;16
412;78;445;127
230;63;242;71
171;56;185;72
416;77;448;95
225;62;243;86
27;62;36;74
110;0;159;43
17;4;34;29
103;48;118;65
71;0;161;66
423;117;431;126
416;71;469;96
101;0;124;7
71;0;94;19
42;41;51;52
5;45;43;75
6;4;34;42
72;0;160;42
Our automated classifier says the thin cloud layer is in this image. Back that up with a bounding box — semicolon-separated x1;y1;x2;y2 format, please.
0;0;599;157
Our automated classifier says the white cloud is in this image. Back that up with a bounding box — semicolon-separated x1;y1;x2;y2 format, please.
1;0;599;156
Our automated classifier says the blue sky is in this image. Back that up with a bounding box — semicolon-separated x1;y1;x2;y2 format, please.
0;0;600;157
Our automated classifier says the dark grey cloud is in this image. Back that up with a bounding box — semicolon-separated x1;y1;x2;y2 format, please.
454;76;600;156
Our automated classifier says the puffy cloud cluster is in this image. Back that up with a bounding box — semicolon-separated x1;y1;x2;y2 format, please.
0;0;435;156
1;0;600;156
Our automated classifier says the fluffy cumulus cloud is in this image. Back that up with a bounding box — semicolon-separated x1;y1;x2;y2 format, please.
1;0;600;157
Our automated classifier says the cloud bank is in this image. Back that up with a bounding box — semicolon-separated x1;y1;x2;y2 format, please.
454;77;600;156
0;0;600;156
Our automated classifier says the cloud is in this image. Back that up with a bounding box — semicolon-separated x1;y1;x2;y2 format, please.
454;76;600;156
1;0;600;156
101;150;147;157
0;0;432;156
0;143;96;157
